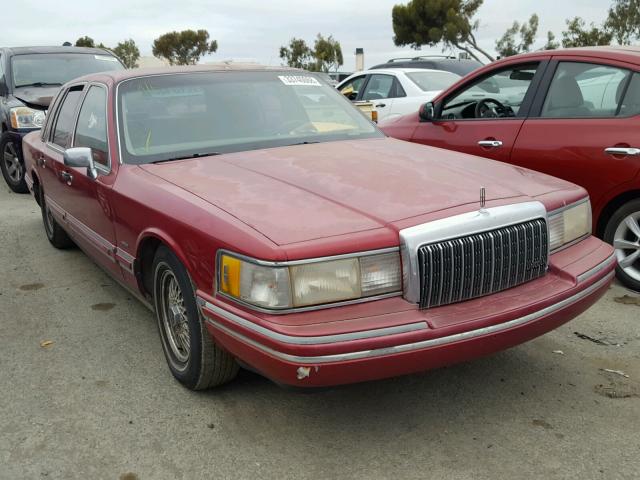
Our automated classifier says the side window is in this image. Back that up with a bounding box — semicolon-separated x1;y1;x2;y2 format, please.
51;87;84;148
441;63;539;119
361;74;395;101
620;72;640;117
394;78;407;98
339;75;366;100
541;62;630;118
74;86;108;167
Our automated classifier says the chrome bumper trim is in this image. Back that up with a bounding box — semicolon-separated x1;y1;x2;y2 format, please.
201;271;614;365
197;298;428;344
577;253;616;283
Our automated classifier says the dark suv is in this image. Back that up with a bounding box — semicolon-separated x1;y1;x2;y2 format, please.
0;46;124;192
370;56;483;77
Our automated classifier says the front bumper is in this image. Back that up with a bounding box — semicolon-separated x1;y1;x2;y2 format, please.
198;237;615;387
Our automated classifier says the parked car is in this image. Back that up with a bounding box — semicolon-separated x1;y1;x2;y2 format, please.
380;46;640;291
370;55;483;77
0;46;124;193
23;65;615;390
337;68;460;122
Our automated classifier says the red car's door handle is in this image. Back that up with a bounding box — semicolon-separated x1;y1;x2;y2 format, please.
605;147;640;157
60;171;74;185
478;140;503;148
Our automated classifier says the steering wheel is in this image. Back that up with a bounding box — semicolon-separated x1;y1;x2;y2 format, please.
475;98;508;118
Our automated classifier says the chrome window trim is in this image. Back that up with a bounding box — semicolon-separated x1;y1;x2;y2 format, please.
215;247;402;314
72;82;112;174
203;271;614;364
399;201;549;304
198;298;427;344
547;197;592;254
49;82;86;149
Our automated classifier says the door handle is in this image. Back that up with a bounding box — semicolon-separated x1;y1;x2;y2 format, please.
604;147;640;157
60;171;73;184
478;140;503;148
375;103;386;108
37;155;46;168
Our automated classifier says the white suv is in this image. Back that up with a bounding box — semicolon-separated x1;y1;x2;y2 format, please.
337;68;460;123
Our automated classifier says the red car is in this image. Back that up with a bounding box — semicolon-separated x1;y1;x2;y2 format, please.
380;46;640;291
22;66;615;390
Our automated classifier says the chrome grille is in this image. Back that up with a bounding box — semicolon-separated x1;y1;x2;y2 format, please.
417;218;548;309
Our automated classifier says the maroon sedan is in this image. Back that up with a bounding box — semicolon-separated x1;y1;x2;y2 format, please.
381;46;640;291
22;66;615;390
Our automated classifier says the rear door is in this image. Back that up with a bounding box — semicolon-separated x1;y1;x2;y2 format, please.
511;58;640;209
411;61;547;162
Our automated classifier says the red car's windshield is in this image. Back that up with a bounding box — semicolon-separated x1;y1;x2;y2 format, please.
116;71;383;164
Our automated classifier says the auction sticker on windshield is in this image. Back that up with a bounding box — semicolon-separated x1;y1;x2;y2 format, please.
278;75;322;87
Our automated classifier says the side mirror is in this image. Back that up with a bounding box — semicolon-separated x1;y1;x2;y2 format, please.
419;102;436;122
63;147;98;180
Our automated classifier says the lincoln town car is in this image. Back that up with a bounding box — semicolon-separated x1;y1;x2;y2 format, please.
22;66;616;390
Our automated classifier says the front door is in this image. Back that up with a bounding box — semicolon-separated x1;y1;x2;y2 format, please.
411;61;546;163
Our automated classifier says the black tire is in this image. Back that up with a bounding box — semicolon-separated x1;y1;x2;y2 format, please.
603;198;640;291
152;246;239;390
0;135;28;193
40;188;74;249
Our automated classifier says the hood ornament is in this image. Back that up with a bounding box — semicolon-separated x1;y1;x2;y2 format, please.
480;187;486;210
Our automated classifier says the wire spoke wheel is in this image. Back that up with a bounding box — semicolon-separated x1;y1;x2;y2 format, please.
159;269;191;365
613;212;640;282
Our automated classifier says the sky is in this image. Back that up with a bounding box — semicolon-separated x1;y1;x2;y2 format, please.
2;0;610;70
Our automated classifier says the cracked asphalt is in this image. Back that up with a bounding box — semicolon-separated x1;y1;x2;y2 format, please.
1;185;639;480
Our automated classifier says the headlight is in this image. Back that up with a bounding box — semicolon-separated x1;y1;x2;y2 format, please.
218;251;402;311
10;106;46;129
548;199;592;251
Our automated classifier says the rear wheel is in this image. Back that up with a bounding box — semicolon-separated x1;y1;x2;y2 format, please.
604;199;640;291
152;246;239;390
40;188;74;249
0;136;28;193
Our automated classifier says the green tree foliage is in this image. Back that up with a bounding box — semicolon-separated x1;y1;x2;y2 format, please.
543;31;560;50
279;34;344;72
495;14;539;57
312;34;343;72
75;36;95;48
605;0;640;44
113;39;141;68
152;29;218;66
391;0;494;63
561;17;613;48
279;38;313;69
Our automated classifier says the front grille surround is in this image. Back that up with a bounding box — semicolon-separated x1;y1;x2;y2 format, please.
417;218;548;309
399;201;549;305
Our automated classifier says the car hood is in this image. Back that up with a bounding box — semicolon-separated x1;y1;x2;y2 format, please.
140;138;574;246
12;86;60;109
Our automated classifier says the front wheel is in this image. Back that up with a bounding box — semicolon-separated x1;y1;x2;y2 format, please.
604;199;640;291
152;246;238;390
0;136;28;193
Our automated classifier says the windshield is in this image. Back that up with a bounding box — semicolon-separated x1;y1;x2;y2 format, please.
117;71;382;164
11;53;123;88
406;71;460;92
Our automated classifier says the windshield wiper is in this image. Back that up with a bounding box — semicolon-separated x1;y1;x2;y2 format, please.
151;152;222;164
285;141;320;146
14;82;63;88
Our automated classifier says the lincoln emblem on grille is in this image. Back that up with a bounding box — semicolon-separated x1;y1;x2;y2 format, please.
480;187;486;210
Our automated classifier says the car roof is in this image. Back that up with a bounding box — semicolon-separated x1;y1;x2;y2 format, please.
504;46;640;63
2;46;117;56
71;64;301;84
360;68;457;75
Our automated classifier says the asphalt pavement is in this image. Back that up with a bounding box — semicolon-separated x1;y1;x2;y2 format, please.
0;184;638;480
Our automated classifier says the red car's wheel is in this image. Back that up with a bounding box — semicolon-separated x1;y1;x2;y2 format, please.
605;199;640;291
152;246;239;390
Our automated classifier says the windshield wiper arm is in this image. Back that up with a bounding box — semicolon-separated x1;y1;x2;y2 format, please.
151;152;222;164
14;82;63;88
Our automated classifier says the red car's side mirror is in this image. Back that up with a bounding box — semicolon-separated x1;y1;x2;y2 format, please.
419;102;435;122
